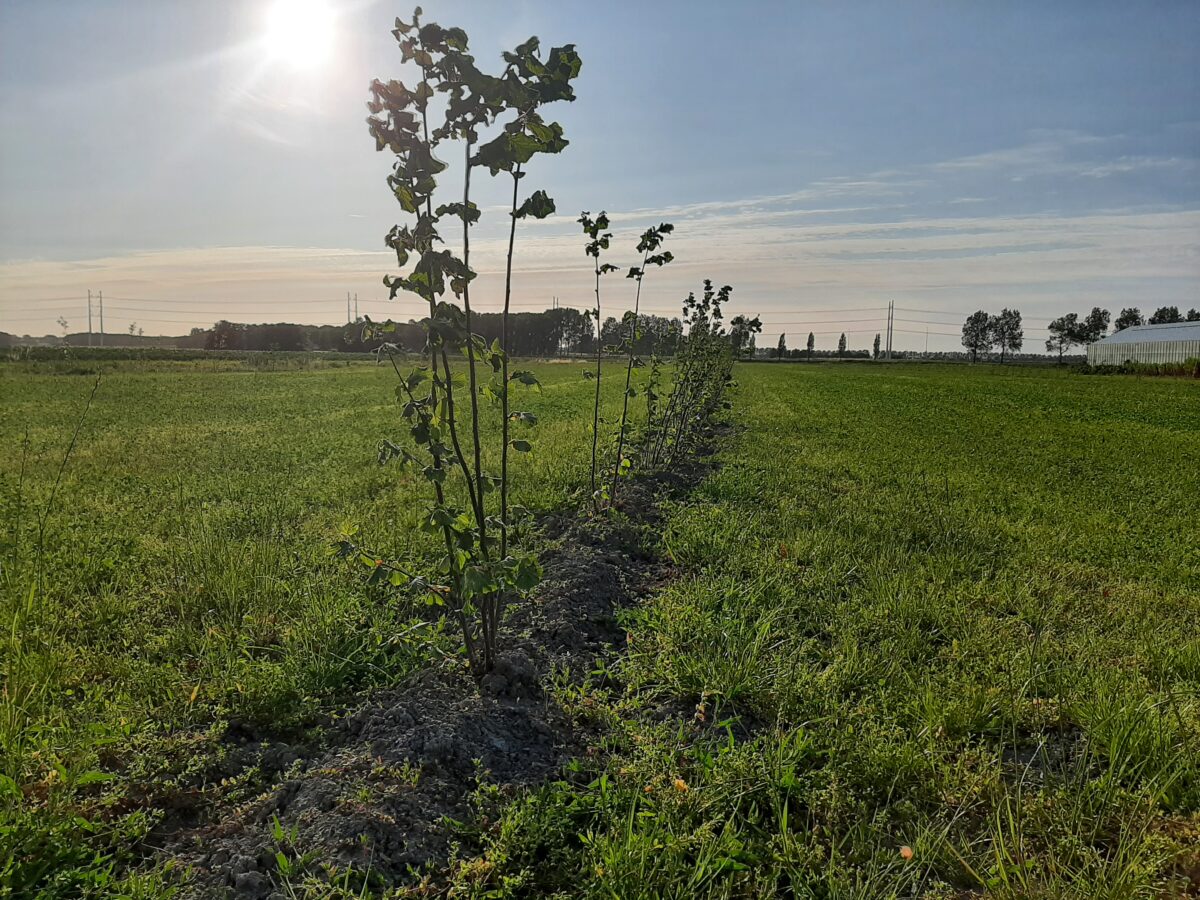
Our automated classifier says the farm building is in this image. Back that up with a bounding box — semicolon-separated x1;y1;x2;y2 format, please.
1087;321;1200;366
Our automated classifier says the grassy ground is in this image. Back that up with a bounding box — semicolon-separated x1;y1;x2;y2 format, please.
4;359;1197;897
456;363;1200;899
0;356;619;894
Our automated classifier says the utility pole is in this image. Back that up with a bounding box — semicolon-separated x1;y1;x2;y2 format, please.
98;291;104;346
87;290;93;347
354;293;358;321
885;300;893;360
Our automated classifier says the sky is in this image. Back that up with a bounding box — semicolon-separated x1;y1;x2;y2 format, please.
0;0;1197;352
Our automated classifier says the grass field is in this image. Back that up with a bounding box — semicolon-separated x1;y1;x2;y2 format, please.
456;363;1200;898
0;356;623;892
2;359;1198;896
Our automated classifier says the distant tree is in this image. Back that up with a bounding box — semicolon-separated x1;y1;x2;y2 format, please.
728;314;762;359
748;336;757;358
56;316;69;338
1045;313;1081;364
1079;307;1110;342
961;310;993;363
1188;309;1200;321
837;333;847;356
806;331;815;360
128;322;138;336
1149;306;1183;324
990;308;1023;364
776;333;787;359
206;319;246;351
873;333;881;360
1114;307;1143;331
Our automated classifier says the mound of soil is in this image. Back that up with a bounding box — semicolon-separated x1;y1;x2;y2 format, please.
158;454;713;897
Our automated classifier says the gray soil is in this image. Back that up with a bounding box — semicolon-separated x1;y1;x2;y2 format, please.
155;449;717;897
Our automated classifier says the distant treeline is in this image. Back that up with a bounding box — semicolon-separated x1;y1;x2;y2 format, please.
749;348;1084;364
2;308;687;357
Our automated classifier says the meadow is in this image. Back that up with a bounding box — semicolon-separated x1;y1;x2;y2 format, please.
0;355;624;892
2;358;1198;896
456;363;1200;898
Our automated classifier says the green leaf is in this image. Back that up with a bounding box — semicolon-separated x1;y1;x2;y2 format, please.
516;190;556;220
509;370;541;389
462;565;493;597
510;439;532;452
513;555;542;591
393;184;418;213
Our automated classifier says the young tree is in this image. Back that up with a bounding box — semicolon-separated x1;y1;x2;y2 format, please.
961;310;992;363
610;222;673;506
1149;306;1182;324
580;212;618;510
989;308;1023;364
806;331;815;360
1045;313;1081;364
837;332;847;356
355;10;578;677
776;333;787;359
1114;307;1143;331
473;36;579;556
1080;307;1110;342
873;333;881;360
56;316;69;338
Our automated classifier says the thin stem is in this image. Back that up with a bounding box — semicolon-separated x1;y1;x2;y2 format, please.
459;141;487;542
385;345;479;670
413;77;479;674
589;258;603;511
459;139;494;671
611;247;650;504
500;166;520;558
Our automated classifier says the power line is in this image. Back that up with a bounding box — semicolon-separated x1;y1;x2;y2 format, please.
895;305;1054;322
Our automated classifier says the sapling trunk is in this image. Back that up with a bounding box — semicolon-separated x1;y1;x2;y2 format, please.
416;75;481;673
589;258;603;510
610;246;649;505
500;167;520;558
386;348;480;668
457;140;497;671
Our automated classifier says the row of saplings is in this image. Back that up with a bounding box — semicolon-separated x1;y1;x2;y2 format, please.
336;8;739;678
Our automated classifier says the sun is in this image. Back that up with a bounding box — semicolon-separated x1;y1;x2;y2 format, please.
263;0;335;69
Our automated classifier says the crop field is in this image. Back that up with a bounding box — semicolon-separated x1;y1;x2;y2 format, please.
2;359;1199;897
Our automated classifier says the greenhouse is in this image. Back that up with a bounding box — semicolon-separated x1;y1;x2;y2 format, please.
1087;321;1200;365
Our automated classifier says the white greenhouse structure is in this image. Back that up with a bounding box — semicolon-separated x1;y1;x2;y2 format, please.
1087;321;1200;366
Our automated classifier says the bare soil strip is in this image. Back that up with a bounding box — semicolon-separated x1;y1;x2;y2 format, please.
157;446;719;897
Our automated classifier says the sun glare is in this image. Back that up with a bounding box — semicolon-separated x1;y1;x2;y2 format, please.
263;0;335;69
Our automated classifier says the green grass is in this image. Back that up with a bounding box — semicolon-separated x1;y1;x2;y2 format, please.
0;356;620;895
4;359;1197;897
456;363;1200;899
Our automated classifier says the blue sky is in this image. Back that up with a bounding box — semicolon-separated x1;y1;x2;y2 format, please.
1;0;1197;350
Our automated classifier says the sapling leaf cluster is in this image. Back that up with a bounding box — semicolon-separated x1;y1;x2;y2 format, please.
348;7;580;678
